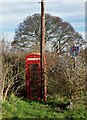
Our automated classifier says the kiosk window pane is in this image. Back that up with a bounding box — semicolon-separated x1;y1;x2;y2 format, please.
30;64;38;80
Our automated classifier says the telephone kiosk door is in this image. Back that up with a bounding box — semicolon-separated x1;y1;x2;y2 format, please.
26;53;44;100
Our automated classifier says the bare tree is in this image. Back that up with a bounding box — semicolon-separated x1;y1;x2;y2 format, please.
11;13;81;53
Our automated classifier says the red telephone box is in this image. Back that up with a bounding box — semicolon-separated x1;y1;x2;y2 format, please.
25;53;47;100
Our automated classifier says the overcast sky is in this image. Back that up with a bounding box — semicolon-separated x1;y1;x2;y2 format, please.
0;0;86;41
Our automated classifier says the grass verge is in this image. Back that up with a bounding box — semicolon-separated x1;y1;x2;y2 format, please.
2;94;87;119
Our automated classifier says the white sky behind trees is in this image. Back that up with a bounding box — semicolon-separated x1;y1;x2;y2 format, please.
1;0;86;2
0;0;86;41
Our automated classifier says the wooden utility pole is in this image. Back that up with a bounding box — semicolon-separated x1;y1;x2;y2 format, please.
40;0;47;100
41;0;45;56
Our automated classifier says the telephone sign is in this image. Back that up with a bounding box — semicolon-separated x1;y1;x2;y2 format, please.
25;53;46;101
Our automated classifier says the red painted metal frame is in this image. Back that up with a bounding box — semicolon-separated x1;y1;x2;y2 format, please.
25;53;46;100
